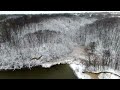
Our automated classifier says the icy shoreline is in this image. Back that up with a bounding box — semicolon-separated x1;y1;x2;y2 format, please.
69;63;120;79
30;60;120;79
0;55;120;79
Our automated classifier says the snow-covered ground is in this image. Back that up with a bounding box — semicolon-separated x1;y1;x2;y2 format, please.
69;64;91;79
98;73;120;79
69;63;120;79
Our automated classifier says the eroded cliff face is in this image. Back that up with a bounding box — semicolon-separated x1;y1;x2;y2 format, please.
0;13;120;79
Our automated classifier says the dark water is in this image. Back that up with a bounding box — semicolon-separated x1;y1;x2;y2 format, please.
0;64;77;79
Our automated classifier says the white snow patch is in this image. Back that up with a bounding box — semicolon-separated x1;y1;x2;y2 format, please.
69;64;91;79
98;73;120;79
